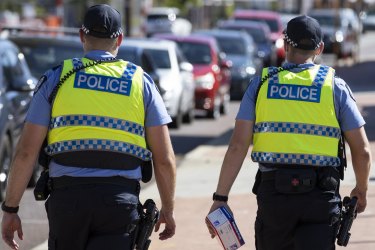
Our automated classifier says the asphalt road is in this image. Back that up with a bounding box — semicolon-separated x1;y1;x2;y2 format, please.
1;32;375;250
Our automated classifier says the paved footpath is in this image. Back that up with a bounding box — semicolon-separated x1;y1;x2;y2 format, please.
140;135;375;250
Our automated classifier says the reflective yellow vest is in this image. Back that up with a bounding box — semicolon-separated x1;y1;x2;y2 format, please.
46;58;151;170
252;65;341;167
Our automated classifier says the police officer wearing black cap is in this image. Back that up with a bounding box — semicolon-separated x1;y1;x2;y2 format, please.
2;4;176;250
207;15;372;249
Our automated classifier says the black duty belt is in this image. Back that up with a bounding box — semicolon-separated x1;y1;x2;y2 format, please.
50;176;140;194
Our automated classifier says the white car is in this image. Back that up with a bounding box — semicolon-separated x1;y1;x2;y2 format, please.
121;38;195;129
143;7;192;37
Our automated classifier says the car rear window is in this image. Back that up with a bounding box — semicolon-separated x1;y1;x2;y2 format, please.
176;42;212;65
215;37;246;55
15;42;83;77
235;17;279;32
221;26;267;43
117;47;141;65
144;49;171;69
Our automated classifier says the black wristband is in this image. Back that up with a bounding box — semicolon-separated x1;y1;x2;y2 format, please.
1;202;19;213
212;192;228;202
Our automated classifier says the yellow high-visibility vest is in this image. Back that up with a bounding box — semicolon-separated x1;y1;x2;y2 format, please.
46;58;151;169
252;65;341;167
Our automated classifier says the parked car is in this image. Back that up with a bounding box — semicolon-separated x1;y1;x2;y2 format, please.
216;19;277;67
143;7;192;37
0;38;36;200
232;9;285;65
193;29;259;100
122;38;195;128
308;8;361;62
154;33;232;117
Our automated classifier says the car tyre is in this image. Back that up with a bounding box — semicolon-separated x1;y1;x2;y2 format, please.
207;95;221;119
182;107;195;124
170;111;183;129
0;136;12;202
220;93;230;115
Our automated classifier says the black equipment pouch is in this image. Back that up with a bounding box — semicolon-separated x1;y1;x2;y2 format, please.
338;133;347;180
33;169;51;201
141;160;153;183
275;168;316;194
317;167;340;192
134;199;159;250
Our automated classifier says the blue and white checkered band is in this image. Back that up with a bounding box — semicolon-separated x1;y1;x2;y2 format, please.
251;152;341;167
72;58;84;70
46;139;152;161
123;62;137;80
268;67;279;84
253;122;341;139
50;115;145;137
312;65;329;87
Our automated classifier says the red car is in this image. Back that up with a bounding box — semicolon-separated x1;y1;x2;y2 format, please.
154;34;231;119
233;9;285;65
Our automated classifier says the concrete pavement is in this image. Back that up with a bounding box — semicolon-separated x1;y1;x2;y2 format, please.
140;132;375;250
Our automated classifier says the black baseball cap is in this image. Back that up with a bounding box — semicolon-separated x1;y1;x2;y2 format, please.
81;4;123;38
284;15;322;50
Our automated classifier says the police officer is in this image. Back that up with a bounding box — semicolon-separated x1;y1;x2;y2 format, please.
1;4;176;250
206;15;372;249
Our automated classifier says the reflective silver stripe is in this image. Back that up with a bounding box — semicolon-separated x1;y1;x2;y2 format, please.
46;139;152;161
312;65;329;87
254;122;341;139
50;115;145;137
251;151;340;167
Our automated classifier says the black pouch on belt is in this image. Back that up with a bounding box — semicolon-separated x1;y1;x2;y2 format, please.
275;168;317;194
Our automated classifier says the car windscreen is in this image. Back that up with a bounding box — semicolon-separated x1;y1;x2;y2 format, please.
143;49;171;69
215;37;246;55
175;42;212;65
235;17;279;32
15;42;83;77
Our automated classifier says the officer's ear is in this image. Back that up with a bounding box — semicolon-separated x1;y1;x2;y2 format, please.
79;29;86;43
315;42;324;56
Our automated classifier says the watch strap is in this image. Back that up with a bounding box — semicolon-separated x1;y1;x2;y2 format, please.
1;202;19;213
212;192;228;202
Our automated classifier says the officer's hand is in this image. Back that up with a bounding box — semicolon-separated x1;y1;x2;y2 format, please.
154;208;175;240
350;186;367;213
205;201;232;239
1;212;23;250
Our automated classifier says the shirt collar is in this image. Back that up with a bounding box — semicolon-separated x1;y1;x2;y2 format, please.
84;50;116;61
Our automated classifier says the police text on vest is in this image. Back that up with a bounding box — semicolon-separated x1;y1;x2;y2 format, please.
74;72;132;96
267;83;321;103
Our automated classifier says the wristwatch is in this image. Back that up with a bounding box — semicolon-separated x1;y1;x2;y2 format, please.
212;192;228;202
1;202;19;213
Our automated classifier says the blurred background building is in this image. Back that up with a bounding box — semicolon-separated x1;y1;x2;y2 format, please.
0;0;375;36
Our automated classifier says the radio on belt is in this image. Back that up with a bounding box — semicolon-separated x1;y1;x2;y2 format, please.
206;206;245;250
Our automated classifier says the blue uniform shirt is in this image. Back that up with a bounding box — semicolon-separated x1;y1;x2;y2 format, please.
26;50;172;179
